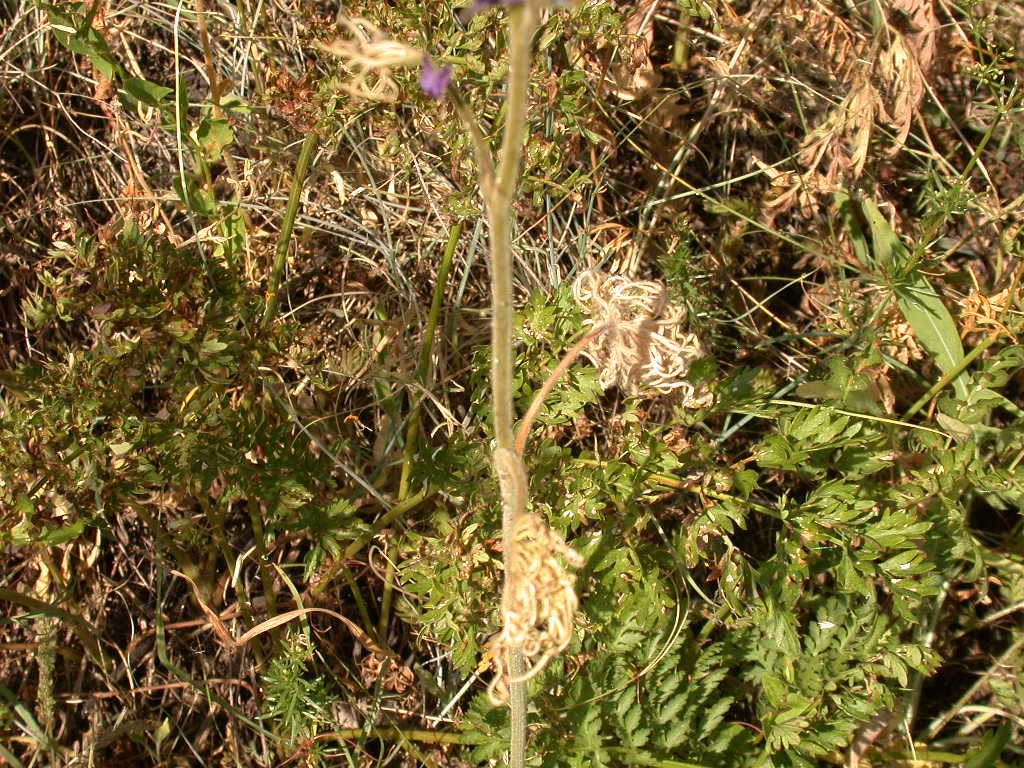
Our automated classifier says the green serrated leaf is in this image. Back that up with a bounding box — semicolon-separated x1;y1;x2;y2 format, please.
656;692;688;724
660;717;690;750
880;548;925;573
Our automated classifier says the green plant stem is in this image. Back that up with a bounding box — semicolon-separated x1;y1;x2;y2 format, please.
452;92;495;195
261;130;318;332
901;331;998;420
194;0;237;184
247;503;278;637
398;223;462;500
340;563;375;637
485;4;539;767
604;749;714;768
489;3;535;449
305;489;429;602
377;559;395;642
384;224;461;642
331;727;489;745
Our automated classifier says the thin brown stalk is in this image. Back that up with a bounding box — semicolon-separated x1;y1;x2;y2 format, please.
514;324;608;456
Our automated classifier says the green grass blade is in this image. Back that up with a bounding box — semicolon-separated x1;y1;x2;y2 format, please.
963;723;1011;768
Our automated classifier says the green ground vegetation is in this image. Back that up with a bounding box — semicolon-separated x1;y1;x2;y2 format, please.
1;0;1023;766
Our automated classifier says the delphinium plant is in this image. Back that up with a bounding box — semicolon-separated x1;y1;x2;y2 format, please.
323;2;581;764
324;1;709;764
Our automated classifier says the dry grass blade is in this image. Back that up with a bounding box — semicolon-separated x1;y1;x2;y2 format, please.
171;570;386;655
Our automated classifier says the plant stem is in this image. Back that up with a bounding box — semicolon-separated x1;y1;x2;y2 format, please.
515;324;608;456
330;727;489;745
486;4;539;767
902;331;998;420
384;220;457;639
305;489;429;602
398;223;462;500
261;130;318;332
489;2;535;448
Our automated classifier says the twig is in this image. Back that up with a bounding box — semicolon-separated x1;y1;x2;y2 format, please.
514;324;607;455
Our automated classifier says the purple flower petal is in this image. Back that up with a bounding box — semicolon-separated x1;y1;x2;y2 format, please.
419;57;452;100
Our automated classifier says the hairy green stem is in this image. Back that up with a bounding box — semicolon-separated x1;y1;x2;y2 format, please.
261;130;318;332
486;4;539;766
489;2;535;447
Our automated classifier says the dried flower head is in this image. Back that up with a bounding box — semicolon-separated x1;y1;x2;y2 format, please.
572;269;710;406
487;512;583;705
320;17;423;102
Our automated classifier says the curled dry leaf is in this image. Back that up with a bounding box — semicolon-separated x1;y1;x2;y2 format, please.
765;0;941;216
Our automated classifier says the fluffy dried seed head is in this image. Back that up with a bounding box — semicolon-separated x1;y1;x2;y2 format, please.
320;17;423;102
487;512;583;705
572;269;710;407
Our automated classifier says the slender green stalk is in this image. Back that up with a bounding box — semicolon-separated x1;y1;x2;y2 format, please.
341;563;375;636
305;489;429;602
382;224;461;639
377;559;395;641
398;223;462;500
490;1;539;447
261;130;318;332
485;4;540;766
330;727;489;745
902;331;998;420
246;502;279;641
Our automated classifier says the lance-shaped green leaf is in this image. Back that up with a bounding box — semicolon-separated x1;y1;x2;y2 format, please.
861;197;969;401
